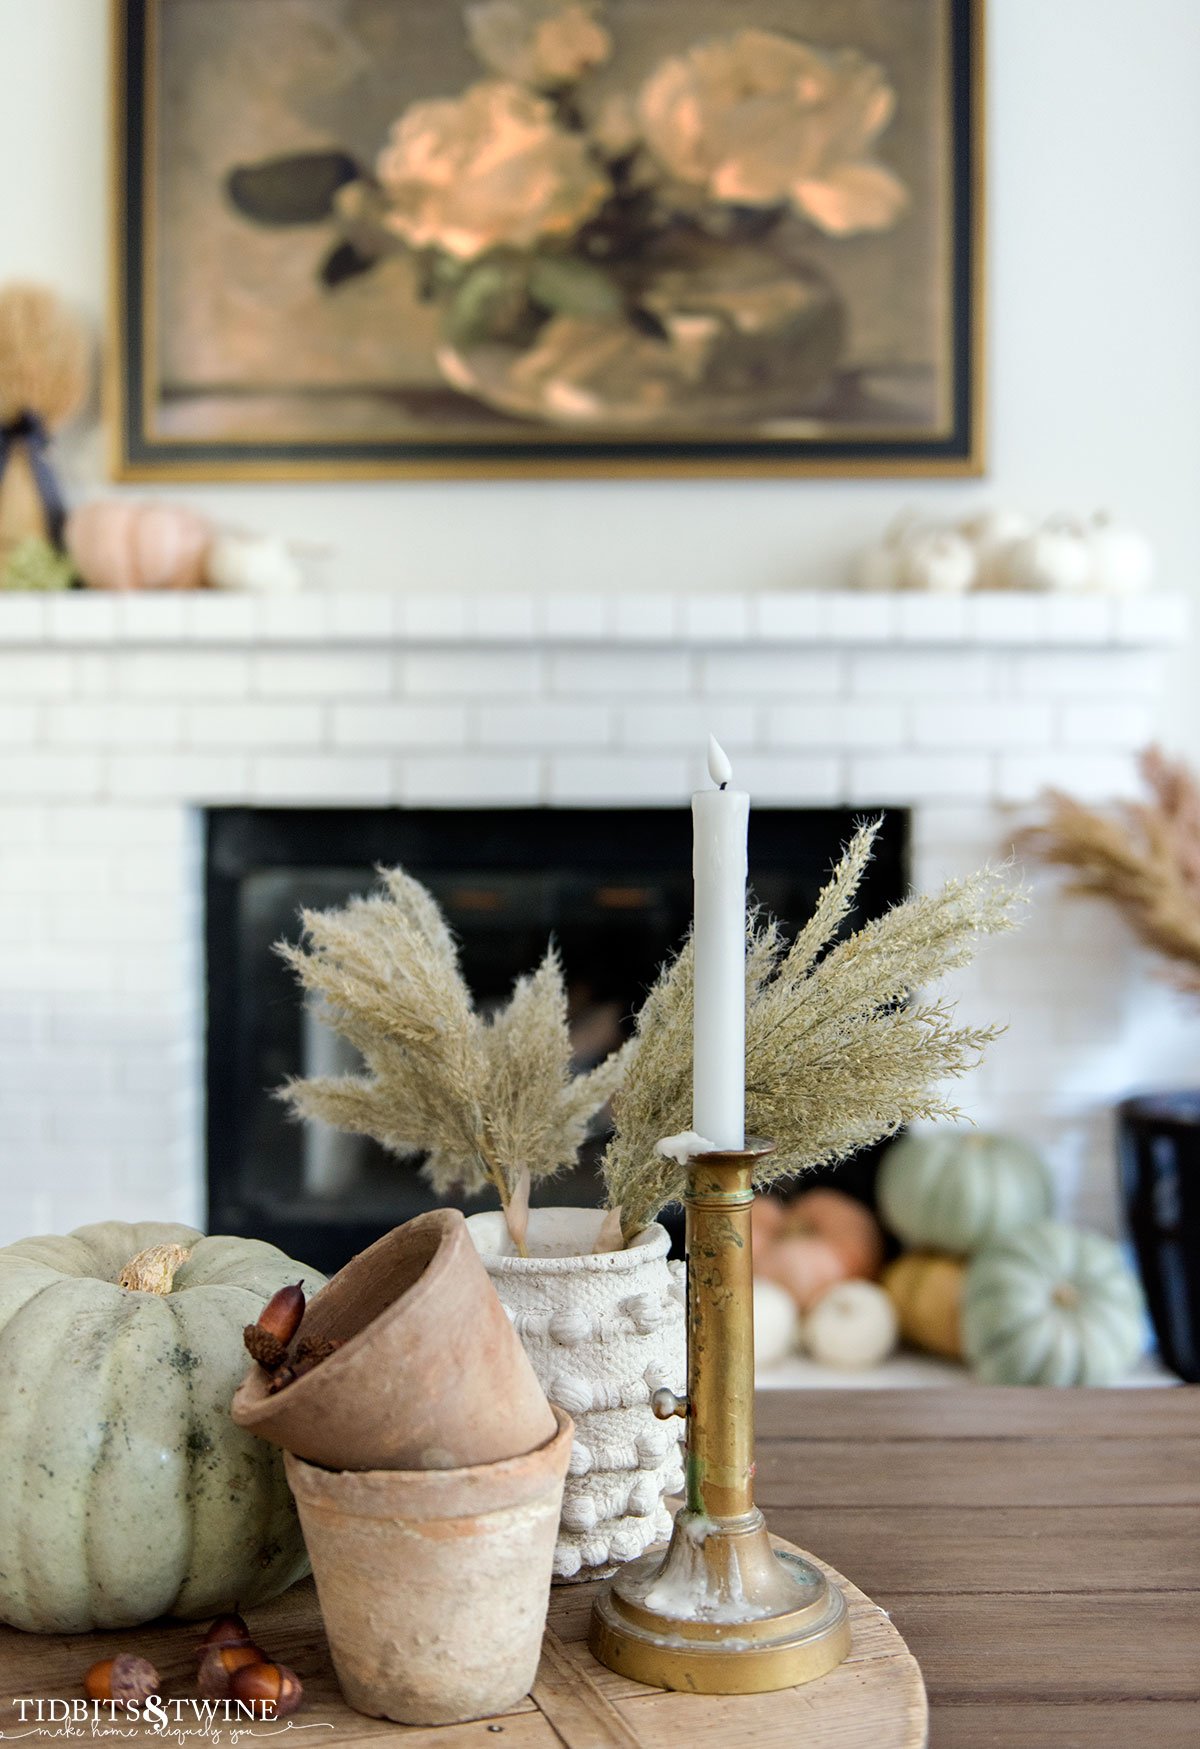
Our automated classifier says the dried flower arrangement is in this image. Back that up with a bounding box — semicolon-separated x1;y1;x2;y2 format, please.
277;868;628;1251
279;825;1017;1252
1016;745;1200;997
602;820;1019;1238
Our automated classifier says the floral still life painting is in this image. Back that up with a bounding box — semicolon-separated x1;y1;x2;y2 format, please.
112;0;981;476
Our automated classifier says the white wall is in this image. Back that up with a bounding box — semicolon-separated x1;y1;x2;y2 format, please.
3;0;1200;750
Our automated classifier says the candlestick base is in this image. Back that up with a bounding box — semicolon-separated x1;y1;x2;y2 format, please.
588;1507;850;1694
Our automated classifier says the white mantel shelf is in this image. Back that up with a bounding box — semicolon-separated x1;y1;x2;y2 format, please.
0;588;1188;649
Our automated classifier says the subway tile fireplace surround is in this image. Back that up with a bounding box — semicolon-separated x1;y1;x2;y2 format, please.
0;587;1190;1250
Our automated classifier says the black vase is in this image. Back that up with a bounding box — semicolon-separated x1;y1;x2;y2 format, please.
1117;1093;1200;1381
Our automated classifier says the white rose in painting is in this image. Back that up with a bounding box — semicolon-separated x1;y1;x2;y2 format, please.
377;81;608;261
466;0;612;87
636;29;908;236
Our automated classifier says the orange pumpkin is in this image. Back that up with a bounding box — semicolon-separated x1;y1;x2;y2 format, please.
66;500;211;591
881;1253;966;1359
782;1189;885;1281
757;1235;848;1312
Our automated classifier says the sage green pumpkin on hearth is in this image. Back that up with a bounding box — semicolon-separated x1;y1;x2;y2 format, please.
962;1220;1145;1386
877;1131;1053;1255
0;1221;325;1633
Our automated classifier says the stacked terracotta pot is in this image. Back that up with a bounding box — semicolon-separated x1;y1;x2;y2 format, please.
232;1210;571;1727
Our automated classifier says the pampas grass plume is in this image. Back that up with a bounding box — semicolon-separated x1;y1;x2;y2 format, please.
0;283;89;428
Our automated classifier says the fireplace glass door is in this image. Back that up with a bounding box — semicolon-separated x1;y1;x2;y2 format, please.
206;807;908;1272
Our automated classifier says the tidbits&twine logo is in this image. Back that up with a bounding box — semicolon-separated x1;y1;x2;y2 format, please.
2;1697;333;1743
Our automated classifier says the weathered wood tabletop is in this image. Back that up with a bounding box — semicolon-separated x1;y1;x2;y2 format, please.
1;1389;1195;1749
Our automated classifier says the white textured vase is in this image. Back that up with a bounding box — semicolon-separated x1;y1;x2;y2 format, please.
465;1208;685;1582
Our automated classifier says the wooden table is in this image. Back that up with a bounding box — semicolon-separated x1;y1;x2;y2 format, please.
1;1390;1195;1748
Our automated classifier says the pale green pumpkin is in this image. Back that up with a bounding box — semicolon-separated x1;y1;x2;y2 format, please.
962;1220;1145;1386
0;1221;325;1633
877;1131;1052;1255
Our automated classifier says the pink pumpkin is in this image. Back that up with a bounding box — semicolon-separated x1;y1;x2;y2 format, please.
750;1194;787;1256
66;500;211;590
782;1188;886;1281
757;1235;848;1313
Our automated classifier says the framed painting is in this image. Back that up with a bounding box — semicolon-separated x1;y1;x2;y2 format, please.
109;0;984;479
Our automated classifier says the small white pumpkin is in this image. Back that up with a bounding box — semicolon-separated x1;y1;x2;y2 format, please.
206;532;303;593
878;1131;1053;1256
852;510;924;591
753;1277;800;1369
962;1220;1145;1385
958;508;1034;590
1086;513;1155;595
1002;520;1092;592
804;1280;898;1369
898;528;978;594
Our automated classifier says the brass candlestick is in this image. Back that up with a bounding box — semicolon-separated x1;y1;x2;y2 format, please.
589;1141;851;1694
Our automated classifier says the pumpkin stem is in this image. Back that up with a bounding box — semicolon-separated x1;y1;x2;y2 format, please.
118;1243;192;1295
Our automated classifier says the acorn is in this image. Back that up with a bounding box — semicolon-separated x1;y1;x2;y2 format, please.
230;1662;303;1717
243;1282;306;1369
292;1336;342;1375
83;1655;160;1704
198;1643;267;1699
198;1613;253;1651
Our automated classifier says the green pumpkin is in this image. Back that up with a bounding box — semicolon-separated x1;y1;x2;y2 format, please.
962;1220;1145;1386
877;1131;1052;1255
0;1221;325;1633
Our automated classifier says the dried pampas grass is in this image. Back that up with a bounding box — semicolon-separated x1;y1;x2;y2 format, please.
1016;745;1200;995
276;867;627;1251
0;283;89;428
0;283;90;556
602;819;1020;1239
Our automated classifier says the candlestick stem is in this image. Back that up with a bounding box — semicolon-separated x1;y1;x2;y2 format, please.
589;1141;851;1694
683;1151;755;1519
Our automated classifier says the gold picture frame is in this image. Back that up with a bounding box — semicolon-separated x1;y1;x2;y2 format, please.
108;0;985;480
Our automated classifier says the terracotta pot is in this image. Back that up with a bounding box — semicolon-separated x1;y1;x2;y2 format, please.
233;1210;556;1471
465;1208;685;1583
285;1407;573;1725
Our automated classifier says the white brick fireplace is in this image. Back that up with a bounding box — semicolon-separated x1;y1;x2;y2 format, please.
0;588;1190;1245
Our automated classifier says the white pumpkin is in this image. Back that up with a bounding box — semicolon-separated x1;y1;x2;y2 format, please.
1002;520;1092;592
852;510;924;592
206;532;303;594
804;1280;898;1369
898;528;978;594
753;1277;800;1369
962;1221;1145;1386
958;508;1034;590
1086;513;1155;595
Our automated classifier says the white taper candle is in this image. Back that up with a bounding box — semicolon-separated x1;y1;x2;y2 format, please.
691;735;749;1149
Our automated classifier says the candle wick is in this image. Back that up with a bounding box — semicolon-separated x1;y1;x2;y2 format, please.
719;781;728;791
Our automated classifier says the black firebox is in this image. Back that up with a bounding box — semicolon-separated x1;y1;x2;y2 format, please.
206;807;909;1274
